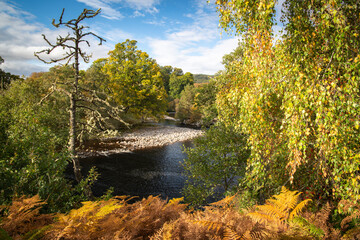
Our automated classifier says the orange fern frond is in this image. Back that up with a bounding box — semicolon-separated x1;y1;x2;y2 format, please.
255;204;287;221
210;195;236;208
270;186;302;213
224;227;244;240
0;195;52;239
338;200;360;231
247;211;281;224
195;220;223;233
341;226;360;240
289;199;312;220
247;186;311;229
168;197;184;205
149;221;175;240
249;222;268;239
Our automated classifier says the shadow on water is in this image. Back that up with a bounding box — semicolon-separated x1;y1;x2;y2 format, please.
67;139;194;200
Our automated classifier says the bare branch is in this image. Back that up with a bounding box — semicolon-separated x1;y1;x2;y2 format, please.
35;9;106;65
38;87;55;105
52;8;64;27
82;32;106;45
52;84;71;98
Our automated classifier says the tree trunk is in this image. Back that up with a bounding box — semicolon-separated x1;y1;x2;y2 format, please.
69;35;82;183
69;92;82;182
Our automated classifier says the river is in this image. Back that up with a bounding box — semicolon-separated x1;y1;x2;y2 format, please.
69;119;196;200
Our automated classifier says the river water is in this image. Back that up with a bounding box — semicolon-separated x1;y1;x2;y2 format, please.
72;119;195;199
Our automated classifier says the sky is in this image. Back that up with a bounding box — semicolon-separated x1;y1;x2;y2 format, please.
0;0;244;76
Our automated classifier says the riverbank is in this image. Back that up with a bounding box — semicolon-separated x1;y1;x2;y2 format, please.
78;125;203;158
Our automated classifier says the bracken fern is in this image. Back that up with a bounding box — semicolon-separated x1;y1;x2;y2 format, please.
0;195;53;239
247;186;311;225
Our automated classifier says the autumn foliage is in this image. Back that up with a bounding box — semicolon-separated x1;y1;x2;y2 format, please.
214;0;360;202
0;195;53;240
3;187;360;239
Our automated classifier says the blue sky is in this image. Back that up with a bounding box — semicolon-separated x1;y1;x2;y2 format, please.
0;0;244;76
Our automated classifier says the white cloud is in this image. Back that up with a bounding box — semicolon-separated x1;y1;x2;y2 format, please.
0;2;53;75
133;10;145;17
147;0;239;74
76;0;160;19
149;37;239;74
0;1;35;19
144;19;165;26
76;0;123;20
0;1;110;76
97;28;133;43
125;0;159;11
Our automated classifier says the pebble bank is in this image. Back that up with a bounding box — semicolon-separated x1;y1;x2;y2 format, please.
78;125;203;158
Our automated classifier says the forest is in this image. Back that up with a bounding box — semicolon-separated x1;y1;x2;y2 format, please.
1;0;360;239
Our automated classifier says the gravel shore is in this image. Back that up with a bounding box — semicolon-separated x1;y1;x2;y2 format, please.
78;125;203;158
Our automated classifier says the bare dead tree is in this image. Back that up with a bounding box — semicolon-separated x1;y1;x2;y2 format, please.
34;8;106;183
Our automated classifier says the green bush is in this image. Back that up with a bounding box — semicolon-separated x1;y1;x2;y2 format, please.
182;123;250;206
0;76;95;212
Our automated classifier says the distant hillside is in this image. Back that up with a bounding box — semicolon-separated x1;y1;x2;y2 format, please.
193;74;214;83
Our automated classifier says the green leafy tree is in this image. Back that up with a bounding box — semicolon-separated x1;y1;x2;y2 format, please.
194;81;218;126
193;74;213;83
159;65;173;94
0;72;94;212
176;81;218;126
0;57;21;90
214;0;360;202
169;69;194;99
84;58;109;91
102;39;168;120
175;84;200;124
183;124;250;206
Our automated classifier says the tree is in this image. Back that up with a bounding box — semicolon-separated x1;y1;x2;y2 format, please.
159;65;173;94
183;123;250;206
193;74;213;83
214;0;360;202
102;39;168;120
84;58;108;91
221;41;244;67
193;81;218;126
175;81;218;126
0;72;97;212
175;84;200;124
169;69;194;99
0;57;21;90
34;8;105;182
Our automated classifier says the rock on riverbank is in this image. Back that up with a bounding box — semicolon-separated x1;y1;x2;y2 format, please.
78;125;203;158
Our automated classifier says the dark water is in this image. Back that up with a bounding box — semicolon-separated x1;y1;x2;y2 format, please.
77;140;193;199
70;117;195;199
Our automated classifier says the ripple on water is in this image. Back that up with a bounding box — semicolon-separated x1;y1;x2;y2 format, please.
72;140;193;199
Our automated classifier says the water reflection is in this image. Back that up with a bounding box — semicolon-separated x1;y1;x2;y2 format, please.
77;140;193;199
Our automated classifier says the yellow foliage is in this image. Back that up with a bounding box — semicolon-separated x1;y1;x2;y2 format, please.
168;197;184;205
247;186;311;228
45;195;187;239
0;191;319;239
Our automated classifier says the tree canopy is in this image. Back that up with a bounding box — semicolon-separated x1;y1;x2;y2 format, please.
102;39;168;119
0;57;21;90
214;0;360;202
169;69;194;99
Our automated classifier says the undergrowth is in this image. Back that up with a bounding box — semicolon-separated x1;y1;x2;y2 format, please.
1;187;360;239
